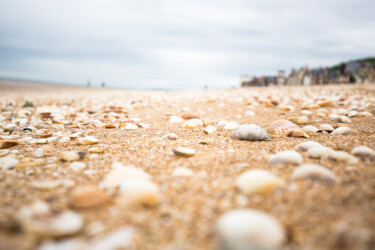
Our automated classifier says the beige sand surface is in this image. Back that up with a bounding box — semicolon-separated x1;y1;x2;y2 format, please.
0;80;374;249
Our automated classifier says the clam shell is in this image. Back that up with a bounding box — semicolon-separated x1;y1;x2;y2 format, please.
204;125;217;134
78;136;99;145
270;120;307;138
119;178;160;206
100;166;150;189
236;170;285;195
269;150;303;165
215;209;285;250
230;124;271;141
295;141;322;152
302;126;319;133
288;116;309;125
306;146;334;159
324;151;359;164
330;127;354;136
291;164;339;184
182;119;203;129
173;147;196;157
0;156;19;171
351;146;375;160
0;140;19;149
318;124;334;132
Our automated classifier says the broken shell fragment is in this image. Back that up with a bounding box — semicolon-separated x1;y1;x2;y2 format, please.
173;147;196;157
78;136;99;145
0;149;9;157
269;150;303;165
292;164;339;184
215;209;285;250
236;170;285;195
288;116;309;125
223;122;240;130
169;116;183;123
230;124;271;141
351;146;375;160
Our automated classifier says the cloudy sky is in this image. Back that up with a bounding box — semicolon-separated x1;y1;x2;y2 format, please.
0;0;374;89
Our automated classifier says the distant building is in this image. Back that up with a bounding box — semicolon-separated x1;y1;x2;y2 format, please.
276;70;286;86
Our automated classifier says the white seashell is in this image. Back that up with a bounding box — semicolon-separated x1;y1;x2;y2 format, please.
0;156;19;171
319;124;334;132
295;141;322;152
173;147;196;157
291;164;339;184
330;127;354;136
204;125;217;134
236;170;285;195
60;151;84;162
348;110;359;117
288;116;309;125
230;124;271;141
215;209;285;250
182;119;203;129
359;111;373;117
337;109;348;115
162;133;178;140
351;146;375;160
119;178;160;206
58;136;71;143
223;122;240;130
101;166;150;189
78;136;99;145
69;161;86;172
89;227;134;250
302;126;319;133
33;148;45;158
123;123;138;130
244;111;254;116
324;151;359;164
169;116;184;123
31;180;62;191
138;123;150;128
172;167;194;177
306;146;334;159
269;151;303;165
301;110;312;115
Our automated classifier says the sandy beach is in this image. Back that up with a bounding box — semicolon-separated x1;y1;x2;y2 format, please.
0;80;374;250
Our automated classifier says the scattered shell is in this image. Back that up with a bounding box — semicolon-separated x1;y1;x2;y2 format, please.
70;186;112;208
58;136;71;144
269;150;303;165
172;167;194;177
118;178;160;207
123;123;138;130
162;133;178;140
31;180;62;191
0;140;19;149
348;110;359;117
287;129;309;138
306;146;334;159
295;141;322;152
270;120;307;138
204;125;217;134
215;209;285;250
69;161;86;172
292;164;339;184
319;124;334;132
236;170;285;195
105;124;116;129
60;151;85;162
230;124;271;141
303;126;319;133
0;156;19;171
101;166;150;189
330;127;354;136
351;146;375;160
78;136;99;145
324;151;359;164
89;227;134;250
169;116;184;123
37;130;53;138
0;149;9;157
182;112;199;120
173;147;196;157
289;116;309;125
318;100;334;107
223;122;240;130
330;114;351;123
34;148;45;158
359;111;373;117
182;119;203;129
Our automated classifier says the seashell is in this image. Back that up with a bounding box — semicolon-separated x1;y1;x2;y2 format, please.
215;209;285;250
198;140;208;145
182;119;203;129
60;151;86;162
269;150;303;165
318;124;334;132
88;147;104;153
78;136;99;145
35;139;48;144
59;136;71;143
162;133;178;140
348;110;359;117
295;141;322;152
88;227;134;250
123;123;138;130
182;112;199;120
359;111;373;117
204;125;217;134
22;210;83;238
291;164;339;184
223;122;239;130
236;170;285;195
0;140;19;149
202;119;215;126
4;124;16;132
265;101;275;107
172;167;194;177
244;111;254;116
270;119;299;135
287;129;309;138
288;116;309;125
118;178;160;207
301;110;312;115
169;116;184;123
37;130;53;138
105;124;116;129
351;146;375;161
337;109;348;115
302;126;319;133
324;151;359;164
138;123;150;128
306;146;334;159
70;186;112;208
318;100;334;107
173;147;196;157
69;161;86;172
0;156;19;171
330;114;351;123
31;180;62;191
39;112;52;119
330;127;354;136
101;166;150;189
0;149;9;157
33;148;45;158
230;124;271;141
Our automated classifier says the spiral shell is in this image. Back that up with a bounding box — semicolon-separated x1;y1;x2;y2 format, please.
269;119;309;138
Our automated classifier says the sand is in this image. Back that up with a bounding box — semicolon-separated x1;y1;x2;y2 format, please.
0;80;374;250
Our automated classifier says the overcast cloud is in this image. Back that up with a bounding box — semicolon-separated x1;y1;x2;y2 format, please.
0;0;374;89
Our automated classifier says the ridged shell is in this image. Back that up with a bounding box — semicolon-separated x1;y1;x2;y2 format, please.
270;120;300;135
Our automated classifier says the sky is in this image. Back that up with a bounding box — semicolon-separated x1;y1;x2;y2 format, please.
0;0;374;90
